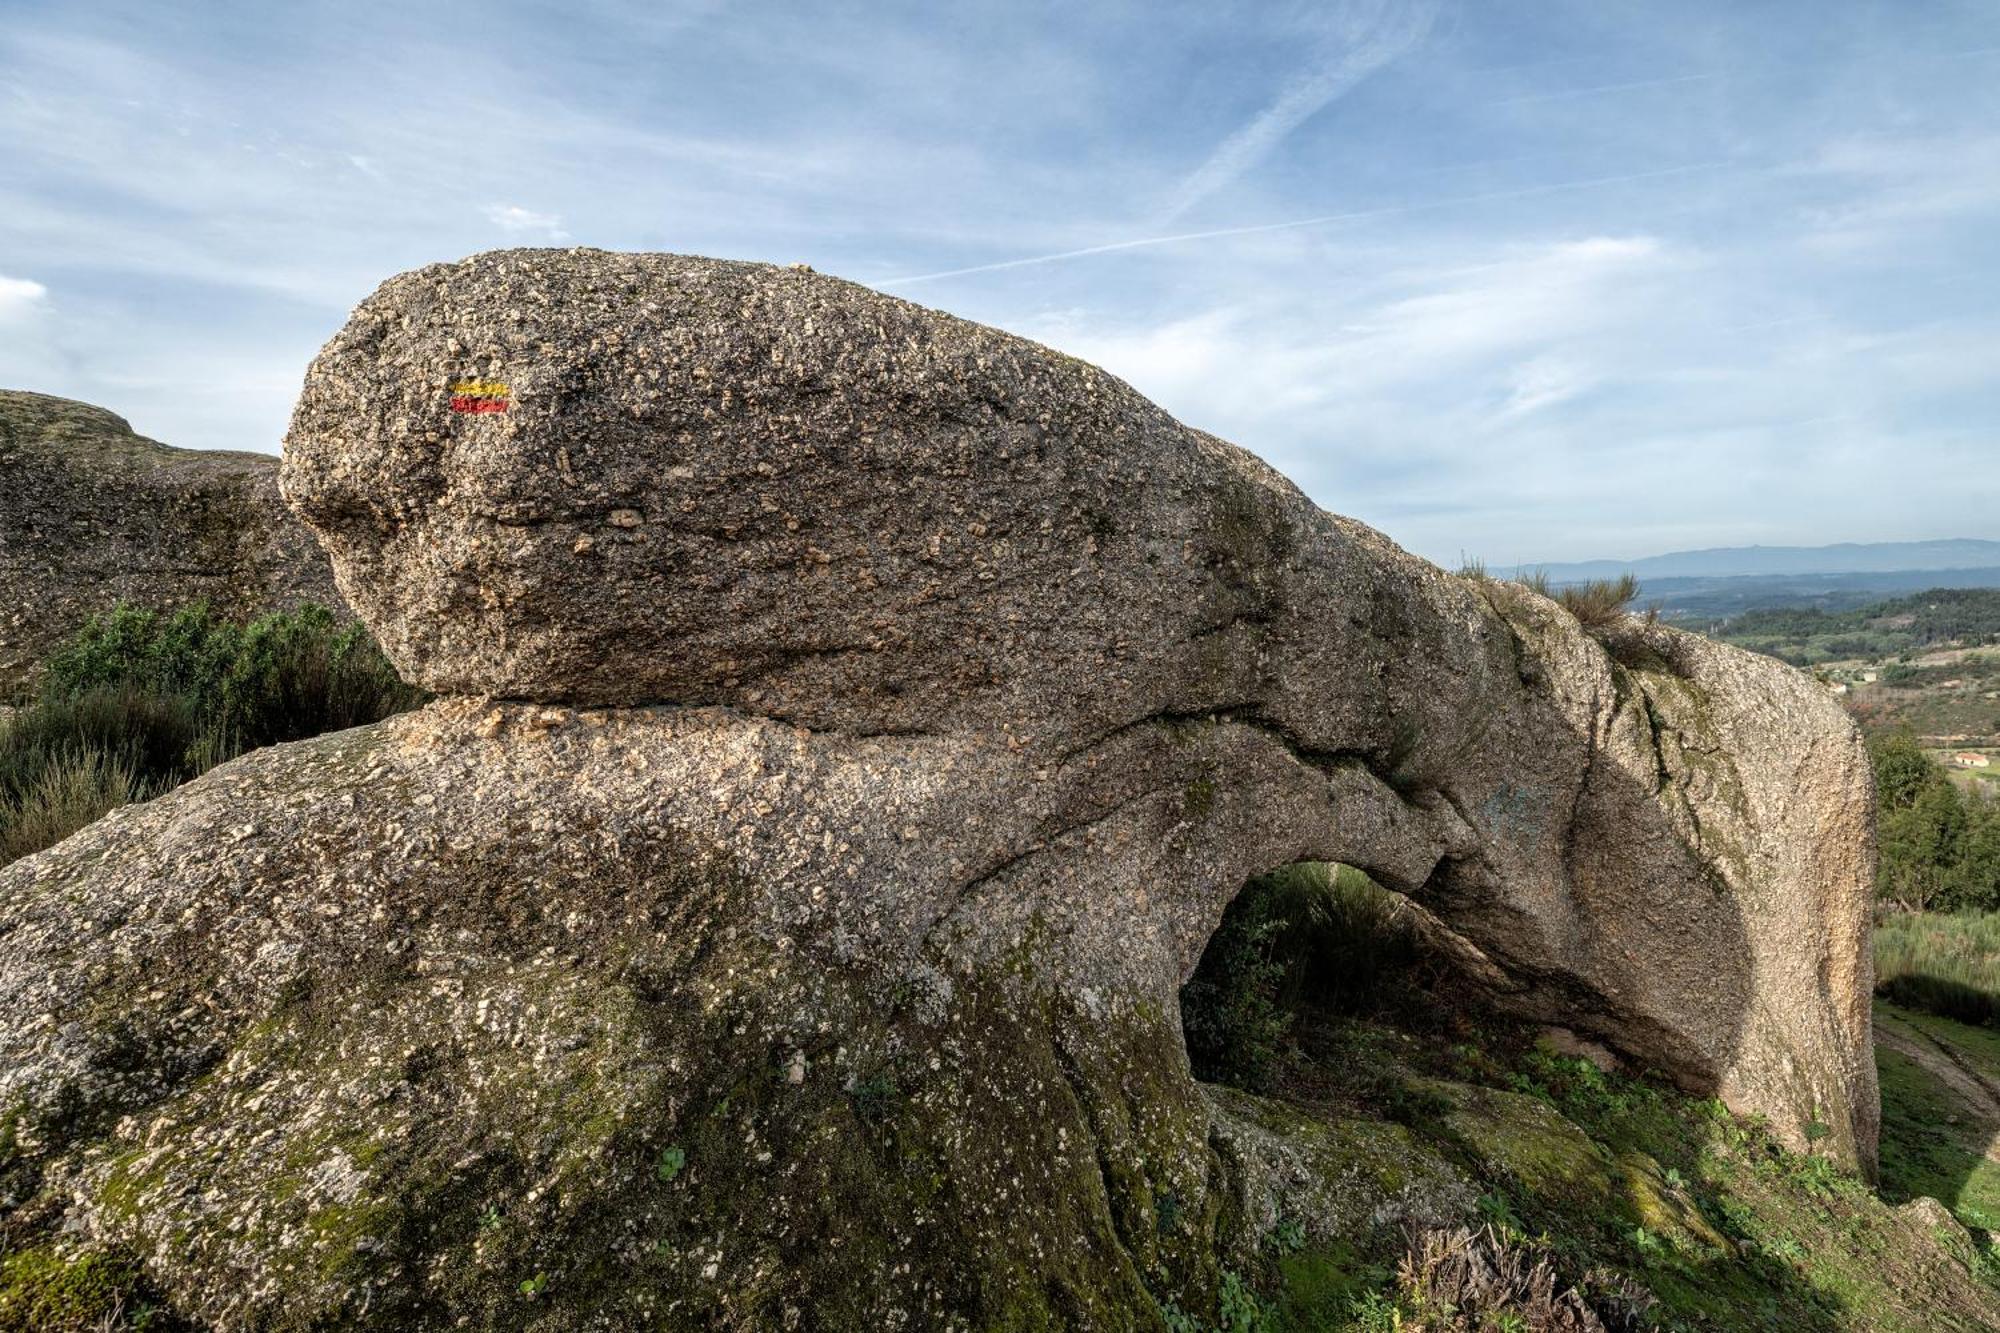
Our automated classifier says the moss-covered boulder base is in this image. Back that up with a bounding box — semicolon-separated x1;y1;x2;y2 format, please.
0;390;342;696
0;250;1878;1326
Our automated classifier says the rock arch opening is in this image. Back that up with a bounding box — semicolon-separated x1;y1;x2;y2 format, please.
1178;860;1468;1093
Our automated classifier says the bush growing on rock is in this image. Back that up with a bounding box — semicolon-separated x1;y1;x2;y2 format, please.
0;602;421;865
1555;574;1642;631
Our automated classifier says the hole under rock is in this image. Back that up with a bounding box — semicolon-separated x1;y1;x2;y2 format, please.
1177;860;1469;1097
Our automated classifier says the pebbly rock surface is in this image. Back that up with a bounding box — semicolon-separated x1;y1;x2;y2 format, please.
0;390;343;695
0;250;1877;1328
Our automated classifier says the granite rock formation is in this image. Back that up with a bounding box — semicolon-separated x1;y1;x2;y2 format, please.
0;390;343;695
0;251;1877;1328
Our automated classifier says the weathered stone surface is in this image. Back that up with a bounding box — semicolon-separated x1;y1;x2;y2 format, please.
281;248;1875;1158
0;249;1878;1326
0;390;343;695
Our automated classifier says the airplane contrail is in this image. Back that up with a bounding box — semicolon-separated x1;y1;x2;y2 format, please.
1164;0;1441;221
1490;72;1715;107
879;162;1726;287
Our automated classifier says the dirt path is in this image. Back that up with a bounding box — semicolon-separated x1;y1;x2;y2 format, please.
1877;1010;2000;1161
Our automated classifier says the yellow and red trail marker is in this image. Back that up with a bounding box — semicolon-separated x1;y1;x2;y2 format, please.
450;379;510;413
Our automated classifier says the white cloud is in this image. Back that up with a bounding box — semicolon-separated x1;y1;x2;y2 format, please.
0;274;49;322
1495;354;1590;420
482;203;569;240
1795;133;2000;254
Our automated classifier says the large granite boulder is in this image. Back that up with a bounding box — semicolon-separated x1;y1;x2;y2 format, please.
0;250;1877;1328
0;391;344;695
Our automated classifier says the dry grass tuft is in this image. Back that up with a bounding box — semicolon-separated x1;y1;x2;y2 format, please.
1554;574;1642;629
1394;1224;1655;1332
0;748;154;866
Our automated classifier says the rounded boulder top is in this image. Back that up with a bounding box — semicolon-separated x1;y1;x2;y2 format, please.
279;247;1295;733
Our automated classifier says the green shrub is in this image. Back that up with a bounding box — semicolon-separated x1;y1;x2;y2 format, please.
1180;892;1291;1090
1254;862;1421;1014
0;602;423;867
42;602;420;751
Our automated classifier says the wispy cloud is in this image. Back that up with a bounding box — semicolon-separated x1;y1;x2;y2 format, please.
1488;72;1714;107
1163;0;1438;221
0;274;49;323
484;203;570;241
1495;354;1591;419
881;164;1718;286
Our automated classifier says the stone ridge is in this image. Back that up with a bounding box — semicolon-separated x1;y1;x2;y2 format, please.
0;389;344;694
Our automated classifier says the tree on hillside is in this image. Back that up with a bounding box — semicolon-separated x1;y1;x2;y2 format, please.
1872;732;2000;911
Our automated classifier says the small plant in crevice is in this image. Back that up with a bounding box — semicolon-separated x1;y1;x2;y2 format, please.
848;1069;900;1123
1554;574;1641;630
1156;1296;1202;1333
1476;1190;1527;1243
1215;1268;1271;1333
1261;1213;1306;1257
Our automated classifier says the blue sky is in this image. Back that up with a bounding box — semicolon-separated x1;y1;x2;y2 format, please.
2;0;1997;565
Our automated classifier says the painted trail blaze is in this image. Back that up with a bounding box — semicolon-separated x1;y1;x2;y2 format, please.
450;379;510;413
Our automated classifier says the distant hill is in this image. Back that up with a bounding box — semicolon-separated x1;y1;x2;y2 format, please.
0;389;342;696
1531;539;2000;583
1509;540;2000;618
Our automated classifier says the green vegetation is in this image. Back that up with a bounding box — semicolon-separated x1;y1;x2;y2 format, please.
1180;863;1421;1090
0;1245;167;1332
1178;863;2000;1330
1699;587;2000;667
1876;912;2000;1027
1874;1005;2000;1234
0;602;422;867
1870;733;2000;912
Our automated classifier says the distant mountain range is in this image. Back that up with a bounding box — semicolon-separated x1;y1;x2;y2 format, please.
1529;539;2000;583
1517;539;2000;620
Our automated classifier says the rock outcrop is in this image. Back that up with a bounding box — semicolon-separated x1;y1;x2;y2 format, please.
0;390;342;695
0;250;1877;1328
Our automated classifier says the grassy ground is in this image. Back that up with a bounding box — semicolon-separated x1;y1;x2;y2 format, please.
1875;1004;2000;1234
1209;1008;2000;1332
1877;913;2000;1028
1178;870;2000;1331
